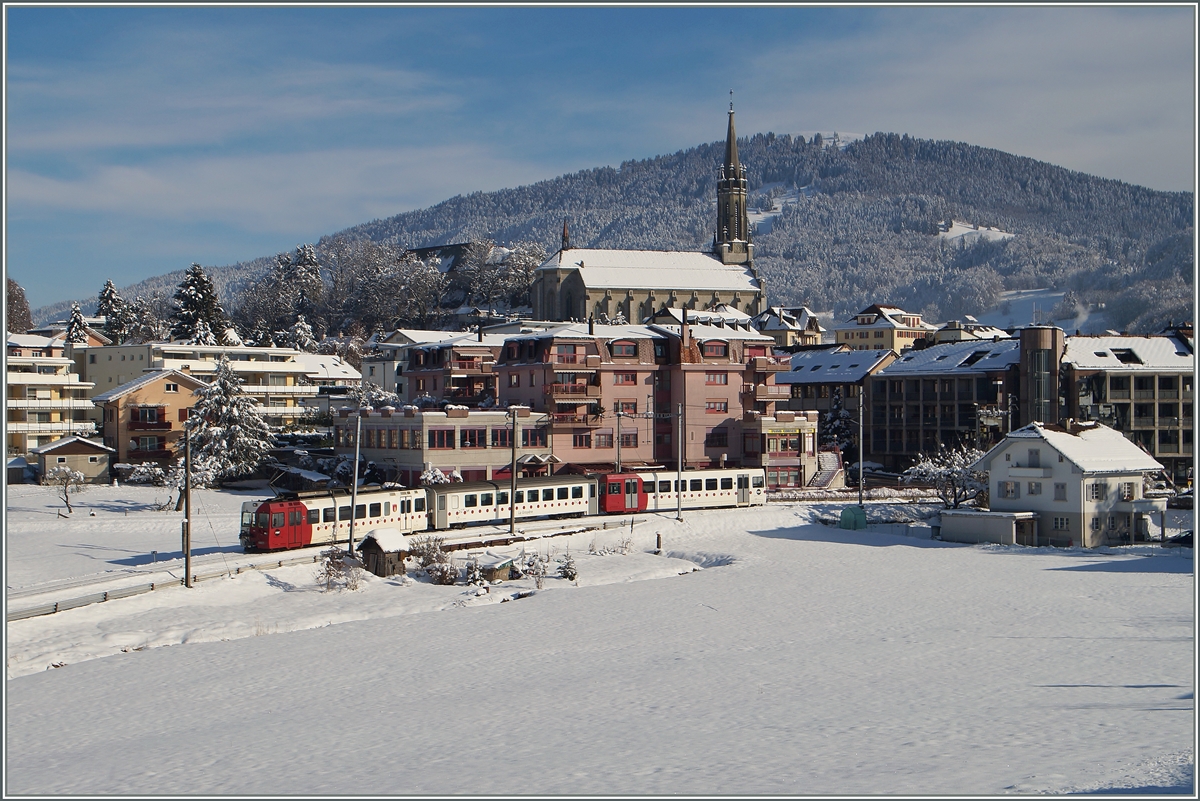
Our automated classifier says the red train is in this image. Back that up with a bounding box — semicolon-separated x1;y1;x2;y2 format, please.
238;467;767;552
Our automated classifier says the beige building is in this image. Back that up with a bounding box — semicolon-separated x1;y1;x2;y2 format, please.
30;436;114;484
6;334;97;456
751;306;826;347
91;369;209;465
831;304;938;354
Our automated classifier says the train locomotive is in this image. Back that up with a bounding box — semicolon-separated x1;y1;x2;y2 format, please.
239;466;767;553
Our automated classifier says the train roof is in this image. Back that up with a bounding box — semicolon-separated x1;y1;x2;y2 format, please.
425;474;596;493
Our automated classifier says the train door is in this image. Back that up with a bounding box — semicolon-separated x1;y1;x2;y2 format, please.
737;473;750;506
286;503;307;548
625;478;639;510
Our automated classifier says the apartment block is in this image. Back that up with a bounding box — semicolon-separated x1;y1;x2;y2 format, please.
6;334;97;456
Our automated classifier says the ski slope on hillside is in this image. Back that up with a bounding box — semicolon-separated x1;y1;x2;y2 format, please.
5;485;1195;795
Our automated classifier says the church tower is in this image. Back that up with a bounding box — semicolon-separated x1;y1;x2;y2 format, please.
713;96;754;266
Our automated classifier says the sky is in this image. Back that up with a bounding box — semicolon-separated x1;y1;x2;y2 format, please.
4;5;1196;311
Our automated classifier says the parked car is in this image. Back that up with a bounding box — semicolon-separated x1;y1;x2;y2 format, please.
1162;530;1193;548
1167;490;1193;509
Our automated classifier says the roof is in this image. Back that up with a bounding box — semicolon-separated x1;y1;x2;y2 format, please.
878;338;1019;376
503;323;663;343
776;347;895;384
752;306;827;333
1062;334;1194;372
537;248;762;295
91;369;207;404
7;333;61;349
837;304;938;332
648;306;753;327
976;422;1163;474
649;322;774;344
30;436;115;454
290;353;362;382
361;527;411;552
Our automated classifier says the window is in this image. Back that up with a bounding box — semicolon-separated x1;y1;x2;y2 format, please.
705;400;728;414
307;508;320;524
608;482;621;495
1053;517;1070;530
616;400;637;414
619;432;638;447
614;372;637;385
56;456;67;464
571;485;583;499
508;374;520;387
1087;483;1108;502
428;429;455;449
690;479;702;491
492;428;512;448
481;493;494;506
704;478;718;491
355;505;365;519
1054;483;1067;501
752;475;765;488
88;455;99;463
464;494;477;508
414;497;425;512
573;433;592;448
998;481;1019;500
720;477;733;490
522;428;546;448
323;507;335;522
272;512;285;528
164;383;178;393
135;407;159;423
514;491;525;504
497;492;508;505
542;488;554;501
705;428;728;447
705;372;728;385
369;503;381;517
557;487;569;500
1028;482;1042;496
702;342;728;357
595;432;613;448
658;480;671;493
460;428;486;448
1091;517;1101;532
611;342;636;357
1120;482;1136;501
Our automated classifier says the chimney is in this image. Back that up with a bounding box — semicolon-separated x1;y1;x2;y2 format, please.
562;218;570;251
478;327;483;343
588;315;594;335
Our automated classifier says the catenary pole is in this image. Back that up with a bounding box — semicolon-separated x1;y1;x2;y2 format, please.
348;408;363;556
676;402;683;521
509;407;518;535
858;387;865;508
184;425;192;588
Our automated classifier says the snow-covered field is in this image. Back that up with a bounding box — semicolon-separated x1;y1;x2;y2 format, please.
5;483;1195;795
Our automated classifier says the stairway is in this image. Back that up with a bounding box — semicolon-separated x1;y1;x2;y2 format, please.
807;451;844;489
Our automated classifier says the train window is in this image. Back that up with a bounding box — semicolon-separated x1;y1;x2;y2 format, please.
323;508;335;522
542;488;554;501
690;479;702;492
289;511;303;526
257;512;270;527
608;482;621;495
355;505;366;519
415;497;426;512
339;506;351;520
752;475;765;488
497;491;508;505
272;512;285;528
589;484;596;497
438;496;446;511
675;480;683;492
369;503;381;517
464;494;477;508
720;477;733;490
307;509;320;524
659;480;671;493
481;493;494;506
557;487;569;500
515;491;524;503
572;485;583;499
706;479;718;491
383;502;391;516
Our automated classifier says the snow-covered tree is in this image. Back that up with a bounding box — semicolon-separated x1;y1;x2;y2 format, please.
286;315;318;352
96;280;133;344
44;465;87;514
420;465;451;485
126;295;171;343
556;551;578;582
347;381;401;410
64;303;89;344
903;446;987;509
7;278;34;334
819;387;856;452
185;356;273;482
170;264;228;343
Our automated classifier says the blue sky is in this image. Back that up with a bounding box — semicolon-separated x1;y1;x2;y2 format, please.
5;5;1196;310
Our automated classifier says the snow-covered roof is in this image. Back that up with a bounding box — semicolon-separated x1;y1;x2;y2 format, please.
7;333;61;349
649;322;774;344
752;305;826;334
1062;335;1194;372
91;369;205;404
836;305;938;332
290;353;362;382
537;248;762;294
976;422;1163;474
649;306;752;327
776;348;894;385
502;323;663;343
878;339;1020;375
361;527;410;552
30;436;115;454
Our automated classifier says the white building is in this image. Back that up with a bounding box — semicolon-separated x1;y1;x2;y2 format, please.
942;421;1167;548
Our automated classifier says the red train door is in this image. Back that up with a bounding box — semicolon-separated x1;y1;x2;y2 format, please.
602;473;646;513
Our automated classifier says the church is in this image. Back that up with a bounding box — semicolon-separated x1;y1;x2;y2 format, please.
530;105;768;323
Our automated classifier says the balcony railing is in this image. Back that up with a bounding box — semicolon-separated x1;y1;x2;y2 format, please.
1134;390;1155;399
128;420;172;431
1132;417;1156;428
748;356;789;372
741;384;790;401
544;383;600;398
547;412;601;428
6;421;96;434
239;384;319;396
6;398;96;410
446;360;493;374
548;354;600;369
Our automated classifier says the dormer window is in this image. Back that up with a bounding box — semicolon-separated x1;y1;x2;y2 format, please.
702;342;728;358
611;341;636;357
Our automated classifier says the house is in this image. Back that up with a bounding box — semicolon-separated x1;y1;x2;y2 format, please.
530;107;766;322
932;317;1010;345
30;436;115;484
90;369;209;465
776;345;896;418
830;304;938;354
751;305;827;347
942;421;1167;548
6;334;97;457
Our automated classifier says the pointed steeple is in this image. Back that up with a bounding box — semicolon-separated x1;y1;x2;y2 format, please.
561;217;570;251
714;92;753;266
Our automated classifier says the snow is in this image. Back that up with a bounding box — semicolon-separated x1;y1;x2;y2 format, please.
4;482;1194;795
984;421;1165;474
937;220;1016;244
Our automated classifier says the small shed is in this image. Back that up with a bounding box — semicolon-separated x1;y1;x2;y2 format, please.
7;456;32;485
30;437;115;484
358;528;410;577
940;509;1042;546
476;551;516;582
839;505;867;530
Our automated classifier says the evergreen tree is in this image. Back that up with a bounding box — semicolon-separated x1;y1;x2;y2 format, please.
185;356;273;482
288;244;325;323
286;315;317;352
7;278;34;334
127;295;170;343
64;303;89;344
96;280;133;345
170;264;228;343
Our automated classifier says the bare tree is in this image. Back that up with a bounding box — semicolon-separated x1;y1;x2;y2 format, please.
44;465;87;515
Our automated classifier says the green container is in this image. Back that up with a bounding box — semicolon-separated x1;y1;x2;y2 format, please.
839;506;867;530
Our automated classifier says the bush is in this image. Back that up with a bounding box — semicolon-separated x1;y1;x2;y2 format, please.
315;545;365;592
465;557;485;586
411;535;448;568
557;552;578;582
426;559;459;586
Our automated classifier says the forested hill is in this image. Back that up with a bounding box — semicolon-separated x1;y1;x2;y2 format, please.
36;132;1193;332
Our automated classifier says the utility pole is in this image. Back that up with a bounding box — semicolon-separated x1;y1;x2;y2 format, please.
348;408;363;556
509;407;518;535
676;402;683;522
615;411;624;473
858;388;865;508
183;425;192;588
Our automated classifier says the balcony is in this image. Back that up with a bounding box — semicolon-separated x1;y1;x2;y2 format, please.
7;421;96;434
446;360;494;375
6;398;96;410
128;420;172;431
546;412;601;429
1132;417;1156;428
741;384;790;402
748;356;790;372
545;383;600;399
240;384;319;396
1134;390;1155;399
548;354;600;370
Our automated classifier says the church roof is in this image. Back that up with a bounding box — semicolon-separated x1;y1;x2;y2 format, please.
536;248;761;294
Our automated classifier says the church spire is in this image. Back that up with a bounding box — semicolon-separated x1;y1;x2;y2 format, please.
714;92;753;266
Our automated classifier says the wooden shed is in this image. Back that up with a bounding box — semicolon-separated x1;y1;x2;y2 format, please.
358;528;410;578
30;437;115;484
